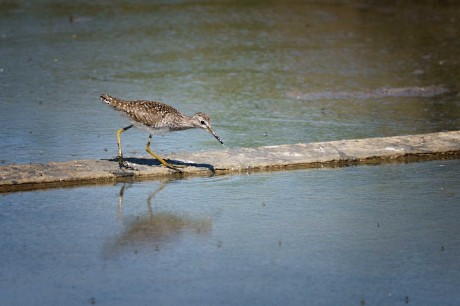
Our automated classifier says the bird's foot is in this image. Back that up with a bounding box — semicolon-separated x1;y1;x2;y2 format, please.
165;164;184;173
118;158;138;171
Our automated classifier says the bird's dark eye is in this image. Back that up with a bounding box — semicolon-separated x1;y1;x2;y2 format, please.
200;120;206;125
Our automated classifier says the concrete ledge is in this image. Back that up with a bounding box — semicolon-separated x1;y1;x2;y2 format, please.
1;131;459;192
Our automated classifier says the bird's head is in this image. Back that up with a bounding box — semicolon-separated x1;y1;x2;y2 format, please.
192;112;224;144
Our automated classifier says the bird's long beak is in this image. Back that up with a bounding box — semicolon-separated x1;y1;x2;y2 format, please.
207;127;224;144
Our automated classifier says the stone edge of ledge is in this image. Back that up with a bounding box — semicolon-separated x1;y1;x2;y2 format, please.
1;131;459;193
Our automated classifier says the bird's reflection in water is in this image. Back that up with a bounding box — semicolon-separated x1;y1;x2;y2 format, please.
105;180;212;257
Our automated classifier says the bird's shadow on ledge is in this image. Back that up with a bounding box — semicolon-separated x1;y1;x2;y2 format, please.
103;157;216;173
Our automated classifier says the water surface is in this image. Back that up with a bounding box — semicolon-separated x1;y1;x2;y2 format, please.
1;2;459;305
1;160;460;305
0;0;459;164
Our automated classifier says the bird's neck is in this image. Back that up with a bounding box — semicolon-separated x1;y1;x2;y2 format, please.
168;115;196;131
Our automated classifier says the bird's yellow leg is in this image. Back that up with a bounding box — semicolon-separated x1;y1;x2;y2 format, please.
145;135;184;172
116;125;134;169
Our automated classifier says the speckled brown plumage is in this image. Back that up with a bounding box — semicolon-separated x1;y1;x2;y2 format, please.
99;93;223;171
101;94;193;132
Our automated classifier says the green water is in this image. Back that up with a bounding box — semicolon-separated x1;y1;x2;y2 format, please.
0;0;459;164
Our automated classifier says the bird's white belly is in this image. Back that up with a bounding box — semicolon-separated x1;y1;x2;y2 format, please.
132;120;171;135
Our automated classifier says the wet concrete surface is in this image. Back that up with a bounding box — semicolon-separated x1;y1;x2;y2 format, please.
1;131;459;192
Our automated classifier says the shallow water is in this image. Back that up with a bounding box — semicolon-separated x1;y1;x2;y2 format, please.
1;1;460;305
1;160;459;305
0;0;459;164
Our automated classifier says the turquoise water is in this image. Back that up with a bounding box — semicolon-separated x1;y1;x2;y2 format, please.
1;160;459;305
0;0;459;164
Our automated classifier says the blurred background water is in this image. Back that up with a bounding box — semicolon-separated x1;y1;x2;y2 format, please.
0;0;458;164
1;1;460;305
